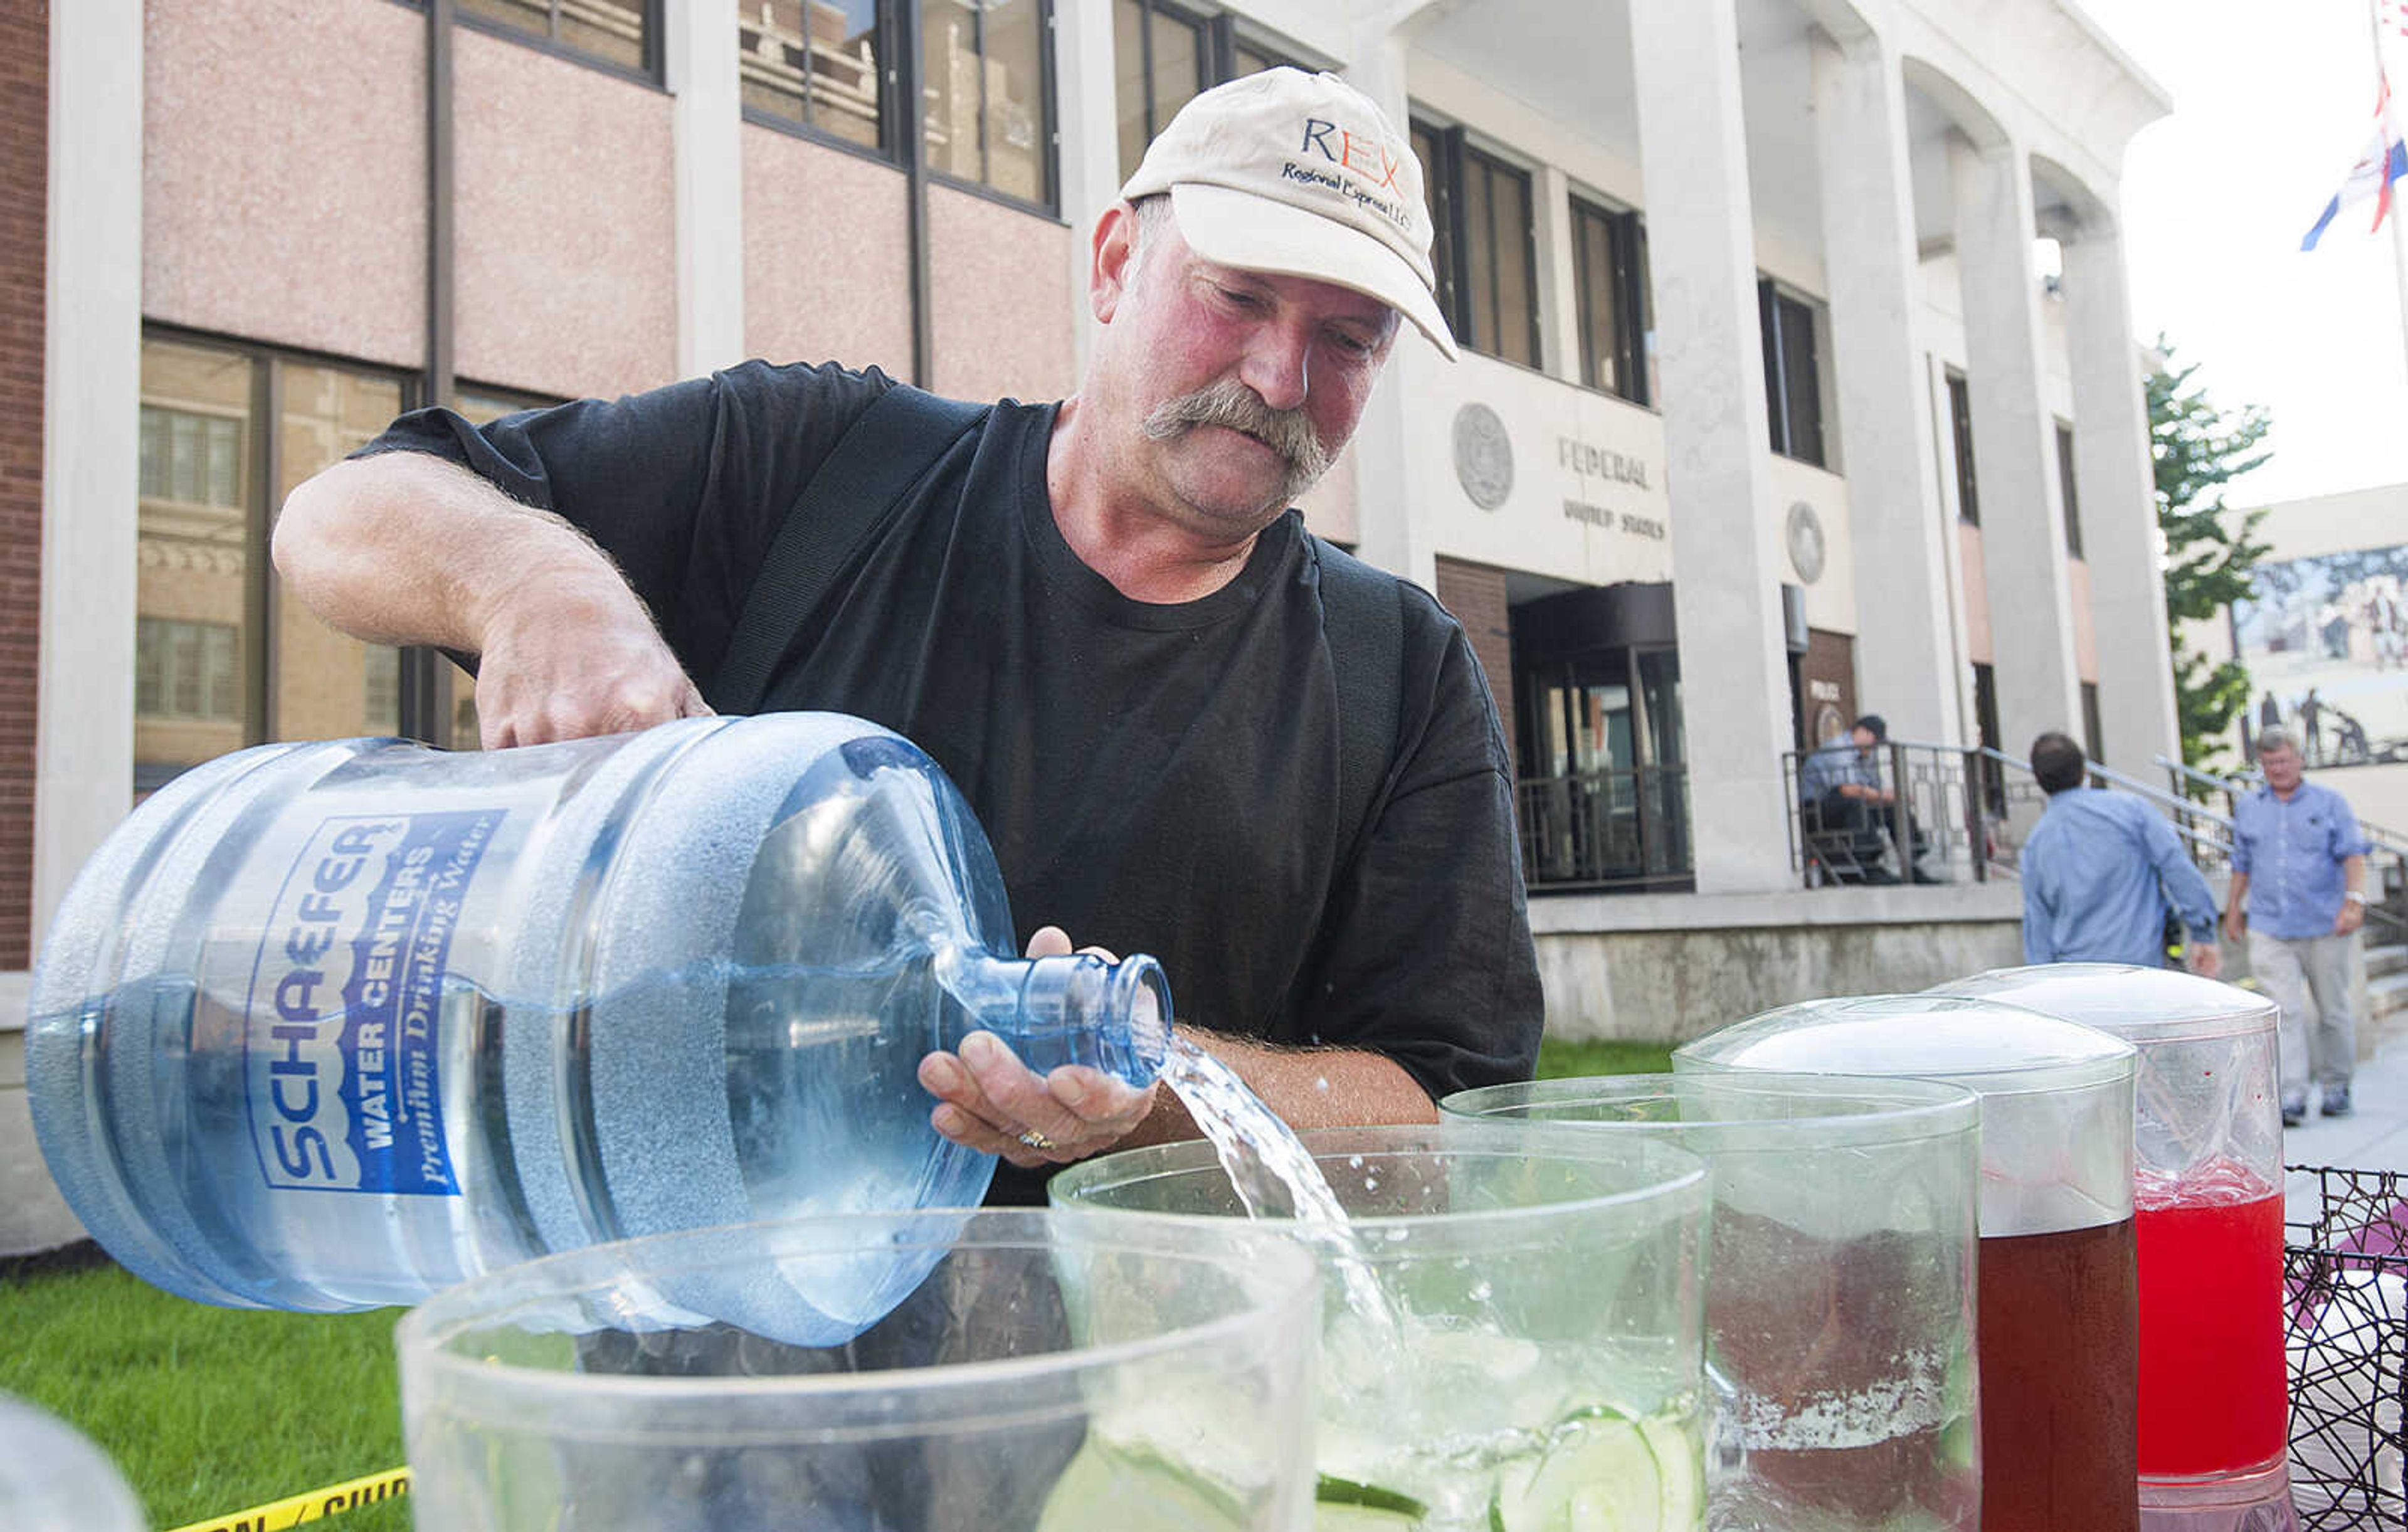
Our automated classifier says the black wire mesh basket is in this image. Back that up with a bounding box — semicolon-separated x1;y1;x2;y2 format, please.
2287;1165;2408;1529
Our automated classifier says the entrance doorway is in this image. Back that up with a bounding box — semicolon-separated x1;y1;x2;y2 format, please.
1509;584;1691;890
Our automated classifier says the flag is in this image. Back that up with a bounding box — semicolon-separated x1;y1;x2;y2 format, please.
2303;70;2408;250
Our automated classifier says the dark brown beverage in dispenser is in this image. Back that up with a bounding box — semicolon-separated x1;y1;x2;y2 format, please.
1975;1217;2140;1532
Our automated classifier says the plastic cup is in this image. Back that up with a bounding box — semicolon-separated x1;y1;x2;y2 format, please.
0;1395;145;1532
1440;1073;1983;1531
397;1208;1321;1531
1052;1121;1709;1532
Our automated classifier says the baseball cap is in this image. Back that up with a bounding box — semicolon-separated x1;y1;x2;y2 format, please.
1120;68;1460;361
1855;714;1889;742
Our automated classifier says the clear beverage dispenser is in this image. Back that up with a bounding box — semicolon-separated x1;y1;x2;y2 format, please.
1439;1073;1983;1531
1937;964;2293;1532
27;716;1169;1334
1675;995;2141;1532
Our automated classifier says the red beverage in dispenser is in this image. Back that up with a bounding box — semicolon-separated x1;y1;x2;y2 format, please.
1977;1218;2140;1532
2134;1168;2286;1476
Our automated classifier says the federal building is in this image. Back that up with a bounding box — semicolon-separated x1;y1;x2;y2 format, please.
1;0;2181;1240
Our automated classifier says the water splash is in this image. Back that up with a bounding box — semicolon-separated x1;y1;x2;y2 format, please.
1156;1037;1397;1329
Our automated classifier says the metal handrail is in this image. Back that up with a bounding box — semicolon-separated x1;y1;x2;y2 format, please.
2155;753;2408;857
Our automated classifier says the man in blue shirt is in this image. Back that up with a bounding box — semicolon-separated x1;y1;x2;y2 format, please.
2222;728;2372;1125
2020;732;2222;977
1798;714;1934;883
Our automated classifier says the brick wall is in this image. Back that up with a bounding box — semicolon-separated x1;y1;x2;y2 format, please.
1;5;44;969
1434;557;1518;774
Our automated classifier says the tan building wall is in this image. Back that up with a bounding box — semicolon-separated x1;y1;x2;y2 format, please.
1;0;44;967
742;128;914;374
144;0;425;370
926;184;1078;404
453;29;679;398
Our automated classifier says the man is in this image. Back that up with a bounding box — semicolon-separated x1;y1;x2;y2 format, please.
2018;732;2222;976
273;68;1543;1200
2223;728;2371;1126
1797;714;1932;884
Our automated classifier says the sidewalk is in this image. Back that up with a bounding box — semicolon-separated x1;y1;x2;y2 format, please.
2284;1029;2408;1223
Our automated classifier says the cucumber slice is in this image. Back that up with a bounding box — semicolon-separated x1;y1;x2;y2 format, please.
1489;1411;1671;1532
1318;1474;1430;1516
1316;1472;1427;1528
1637;1415;1703;1531
1036;1437;1257;1532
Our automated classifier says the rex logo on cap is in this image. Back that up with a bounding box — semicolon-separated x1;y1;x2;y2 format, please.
1121;67;1460;361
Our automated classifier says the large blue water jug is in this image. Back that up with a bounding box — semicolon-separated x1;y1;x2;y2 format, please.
28;715;1170;1330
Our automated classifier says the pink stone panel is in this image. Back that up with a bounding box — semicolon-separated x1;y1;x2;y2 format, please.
452;29;677;399
145;0;424;369
743;128;912;374
926;185;1078;403
1959;520;1993;665
2068;556;2098;684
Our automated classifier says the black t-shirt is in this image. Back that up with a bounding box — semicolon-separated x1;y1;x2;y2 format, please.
360;360;1543;1202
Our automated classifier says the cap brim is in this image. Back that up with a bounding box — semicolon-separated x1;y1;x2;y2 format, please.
1168;183;1460;362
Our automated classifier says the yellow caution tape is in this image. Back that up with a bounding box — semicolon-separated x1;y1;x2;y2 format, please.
161;1467;411;1532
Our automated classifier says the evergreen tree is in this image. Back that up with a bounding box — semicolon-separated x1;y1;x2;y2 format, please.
2149;335;2273;773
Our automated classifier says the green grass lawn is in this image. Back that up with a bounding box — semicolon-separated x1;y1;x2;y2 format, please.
1;1249;412;1532
5;1033;1675;1528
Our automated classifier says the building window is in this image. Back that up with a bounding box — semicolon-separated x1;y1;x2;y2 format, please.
1972;660;2004;816
2081;680;2104;766
1570;197;1653;405
135;619;243;724
1113;3;1302;180
1946;369;1979;526
741;0;887;151
1758;280;1825;467
922;0;1053;206
1412;122;1539;368
2056;420;2083;558
455;0;658;79
136;335;426;793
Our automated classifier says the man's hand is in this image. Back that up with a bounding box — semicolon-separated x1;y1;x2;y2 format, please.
2338;899;2367;937
917;926;1160;1169
2185;942;2223;980
2221;907;2246;944
473;584;711;749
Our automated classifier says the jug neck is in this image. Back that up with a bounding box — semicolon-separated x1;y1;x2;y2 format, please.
933;947;1171;1089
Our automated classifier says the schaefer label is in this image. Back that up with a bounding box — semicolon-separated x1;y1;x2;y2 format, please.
243;810;503;1195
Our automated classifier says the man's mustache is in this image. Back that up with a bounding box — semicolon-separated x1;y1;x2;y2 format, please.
1140;379;1333;494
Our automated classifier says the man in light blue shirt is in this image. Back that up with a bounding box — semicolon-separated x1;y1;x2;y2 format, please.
2223;727;2371;1124
2020;732;2222;976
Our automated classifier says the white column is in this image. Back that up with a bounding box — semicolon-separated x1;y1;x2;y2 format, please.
1533;164;1576;382
2062;223;2178;776
667;0;746;376
1632;0;1796;893
1811;29;1958;746
1345;15;1439;593
35;0;142;958
1950;132;2079;761
1055;0;1122;374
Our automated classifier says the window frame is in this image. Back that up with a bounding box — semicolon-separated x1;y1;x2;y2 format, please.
1946;368;1980;527
1757;278;1827;467
2055;418;2084;558
739;0;902;160
1114;1;1307;182
1413;119;1541;370
137;325;459;784
919;0;1063;215
1568;193;1650;406
444;0;668;88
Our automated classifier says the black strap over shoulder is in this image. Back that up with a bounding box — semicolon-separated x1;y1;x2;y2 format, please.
1312;537;1407;882
709;383;990;715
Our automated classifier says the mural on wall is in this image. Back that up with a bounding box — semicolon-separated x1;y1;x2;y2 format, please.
2232;542;2408;768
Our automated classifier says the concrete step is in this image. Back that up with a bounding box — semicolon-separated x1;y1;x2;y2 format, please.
2374;967;2408;1023
2370;942;2407;981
